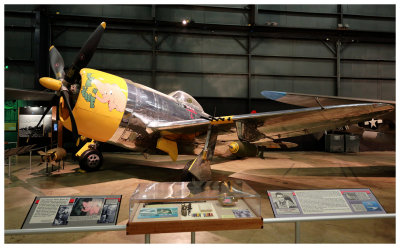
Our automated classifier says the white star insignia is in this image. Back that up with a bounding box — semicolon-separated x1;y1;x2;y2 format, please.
364;118;383;128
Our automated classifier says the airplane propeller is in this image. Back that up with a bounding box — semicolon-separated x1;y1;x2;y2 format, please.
30;22;107;146
63;22;106;87
49;45;65;80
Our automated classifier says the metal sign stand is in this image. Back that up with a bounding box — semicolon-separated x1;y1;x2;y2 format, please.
191;232;195;244
295;222;300;243
28;146;47;174
5;214;395;243
144;233;150;244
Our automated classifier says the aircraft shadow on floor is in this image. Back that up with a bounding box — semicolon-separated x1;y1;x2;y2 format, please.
25;155;232;188
239;165;395;178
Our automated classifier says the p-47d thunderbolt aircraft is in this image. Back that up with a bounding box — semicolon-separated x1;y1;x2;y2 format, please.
34;22;393;180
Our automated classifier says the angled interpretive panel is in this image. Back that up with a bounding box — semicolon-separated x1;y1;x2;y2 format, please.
267;189;385;218
21;195;122;229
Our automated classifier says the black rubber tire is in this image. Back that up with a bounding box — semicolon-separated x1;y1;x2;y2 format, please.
180;159;197;181
79;149;103;172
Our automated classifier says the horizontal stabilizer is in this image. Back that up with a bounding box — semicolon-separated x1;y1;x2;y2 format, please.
261;91;287;101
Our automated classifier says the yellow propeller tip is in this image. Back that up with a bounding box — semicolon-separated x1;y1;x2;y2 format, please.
39;77;62;91
49;45;54;51
101;22;106;29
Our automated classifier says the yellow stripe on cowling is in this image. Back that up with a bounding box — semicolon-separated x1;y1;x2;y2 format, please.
210;115;234;125
49;45;54;51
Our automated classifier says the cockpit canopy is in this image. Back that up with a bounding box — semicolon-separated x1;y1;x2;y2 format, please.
168;91;204;113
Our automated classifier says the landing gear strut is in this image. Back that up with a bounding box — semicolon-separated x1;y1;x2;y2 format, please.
182;124;218;181
181;159;196;181
76;140;103;172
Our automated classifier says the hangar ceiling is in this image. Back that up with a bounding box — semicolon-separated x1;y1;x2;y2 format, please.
4;4;395;115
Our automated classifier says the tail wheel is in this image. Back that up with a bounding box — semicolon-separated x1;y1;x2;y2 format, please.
79;149;103;172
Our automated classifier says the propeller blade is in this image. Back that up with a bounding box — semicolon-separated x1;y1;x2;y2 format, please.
60;89;79;146
39;77;63;91
64;22;106;86
49;46;65;80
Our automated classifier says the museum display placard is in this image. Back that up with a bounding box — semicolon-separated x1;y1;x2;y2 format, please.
21;195;122;229
127;181;263;234
267;189;385;218
18;107;52;138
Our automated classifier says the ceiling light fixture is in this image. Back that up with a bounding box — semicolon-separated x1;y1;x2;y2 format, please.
182;18;191;26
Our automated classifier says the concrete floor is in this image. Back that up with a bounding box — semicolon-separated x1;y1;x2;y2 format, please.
4;151;396;244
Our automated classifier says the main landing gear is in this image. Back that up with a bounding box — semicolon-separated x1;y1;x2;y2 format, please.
181;159;196;181
76;140;104;172
181;124;218;181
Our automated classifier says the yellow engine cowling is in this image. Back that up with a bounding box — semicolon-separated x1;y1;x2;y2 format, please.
61;69;128;142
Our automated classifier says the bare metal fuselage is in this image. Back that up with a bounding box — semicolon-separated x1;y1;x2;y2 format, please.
65;69;393;158
107;79;207;152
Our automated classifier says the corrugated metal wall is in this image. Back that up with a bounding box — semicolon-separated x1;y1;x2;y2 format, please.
5;4;395;116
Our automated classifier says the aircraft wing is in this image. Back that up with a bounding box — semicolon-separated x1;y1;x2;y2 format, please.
261;90;395;133
261;90;395;108
150;102;393;140
5;88;54;101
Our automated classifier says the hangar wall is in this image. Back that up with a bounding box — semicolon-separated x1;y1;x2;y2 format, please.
5;5;395;116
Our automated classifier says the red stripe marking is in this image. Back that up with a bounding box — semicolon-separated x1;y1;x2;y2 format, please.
69;199;75;203
35;200;40;204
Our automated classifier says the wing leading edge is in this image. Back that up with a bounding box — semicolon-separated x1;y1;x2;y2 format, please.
261;90;395;108
150;103;394;141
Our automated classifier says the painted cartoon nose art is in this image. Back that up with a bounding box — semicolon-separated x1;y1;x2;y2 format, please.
92;78;126;113
72;68;128;142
